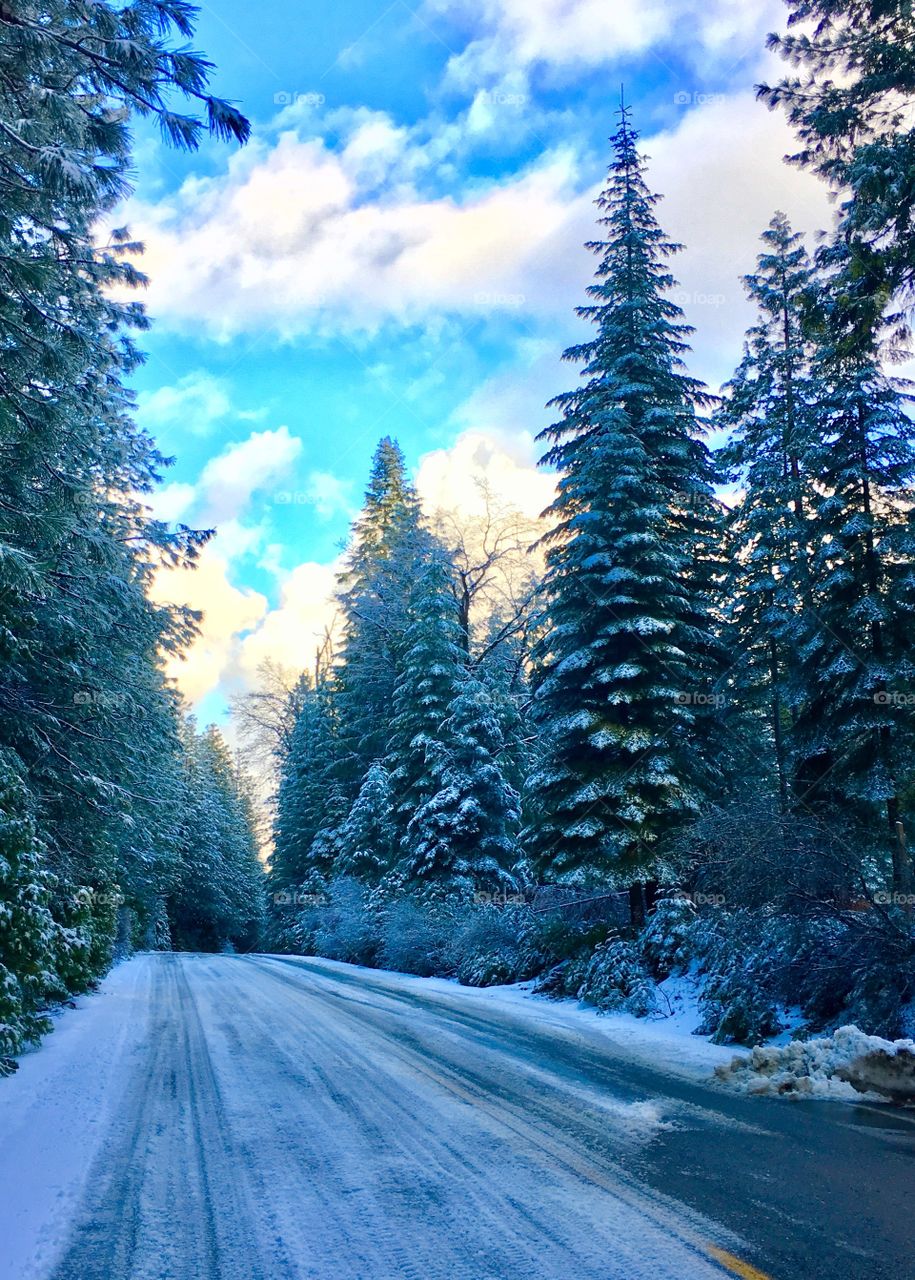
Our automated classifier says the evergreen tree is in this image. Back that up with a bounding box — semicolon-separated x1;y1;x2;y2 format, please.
716;213;820;806
402;679;519;898
0;0;249;1036
387;542;466;837
335;762;396;883
530;105;721;886
760;0;915;332
169;726;264;952
271;681;341;893
335;439;425;788
0;752;56;1074
792;309;915;890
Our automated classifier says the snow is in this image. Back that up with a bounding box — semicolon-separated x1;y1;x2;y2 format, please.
0;953;740;1280
715;1025;915;1102
0;957;154;1280
277;955;738;1080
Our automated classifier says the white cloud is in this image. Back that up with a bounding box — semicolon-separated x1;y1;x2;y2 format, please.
149;481;196;523
124;132;585;337
152;549;268;703
426;0;783;91
136;371;231;436
646;92;833;387
417;428;554;524
237;560;342;684
196;425;303;524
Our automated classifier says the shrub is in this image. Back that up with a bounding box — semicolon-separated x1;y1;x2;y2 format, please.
379;898;453;976
640;896;697;978
450;905;530;987
309;877;380;967
576;937;658;1016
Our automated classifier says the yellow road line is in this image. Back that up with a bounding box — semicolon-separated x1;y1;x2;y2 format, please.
707;1243;775;1280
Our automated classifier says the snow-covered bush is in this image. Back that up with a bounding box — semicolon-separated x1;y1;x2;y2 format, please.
449;905;529;987
309;877;380;967
576;937;658;1016
640;896;698;978
379;899;453;976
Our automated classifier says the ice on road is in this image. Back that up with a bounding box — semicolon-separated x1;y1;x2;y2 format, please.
1;953;913;1280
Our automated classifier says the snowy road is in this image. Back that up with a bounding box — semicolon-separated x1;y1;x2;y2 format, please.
1;955;913;1280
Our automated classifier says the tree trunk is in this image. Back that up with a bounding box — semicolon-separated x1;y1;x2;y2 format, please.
628;881;645;928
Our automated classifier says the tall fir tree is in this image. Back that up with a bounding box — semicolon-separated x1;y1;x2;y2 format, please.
335;762;396;884
716;213;820;806
335;438;425;789
530;104;722;887
402;678;519;899
792;301;915;890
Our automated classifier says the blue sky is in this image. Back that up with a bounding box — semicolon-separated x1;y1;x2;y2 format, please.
127;0;832;721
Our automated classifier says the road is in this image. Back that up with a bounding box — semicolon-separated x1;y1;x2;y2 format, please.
1;953;913;1280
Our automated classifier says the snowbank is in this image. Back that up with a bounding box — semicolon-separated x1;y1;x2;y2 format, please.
715;1025;915;1103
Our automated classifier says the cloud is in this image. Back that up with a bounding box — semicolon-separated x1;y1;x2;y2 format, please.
645;92;832;386
426;0;783;91
135;371;231;436
417;427;554;524
237;560;342;684
196;425;303;524
124;131;585;337
152;549;268;703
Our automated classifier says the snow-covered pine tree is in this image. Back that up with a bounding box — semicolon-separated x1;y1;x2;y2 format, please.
530;103;721;887
387;539;466;839
402;678;519;899
760;0;915;334
335;439;425;789
0;752;57;1074
169;726;264;952
334;762;396;883
792;300;915;892
271;681;341;893
716;213;820;806
0;1;249;1022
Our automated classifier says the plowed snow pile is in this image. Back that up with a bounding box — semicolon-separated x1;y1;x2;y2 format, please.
716;1025;915;1103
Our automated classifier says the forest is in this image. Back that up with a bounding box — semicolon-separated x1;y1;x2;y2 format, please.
3;0;915;1077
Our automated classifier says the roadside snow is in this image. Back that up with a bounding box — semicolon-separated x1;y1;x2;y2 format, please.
0;956;153;1280
279;956;739;1080
715;1026;915;1102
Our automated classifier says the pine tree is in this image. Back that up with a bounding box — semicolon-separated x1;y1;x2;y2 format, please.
0;752;56;1075
760;0;915;332
335;439;425;788
792;305;915;891
169;726;264;952
0;1;249;1033
530;104;721;887
402;679;519;899
271;681;341;893
387;541;466;837
335;762;396;883
716;213;820;806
